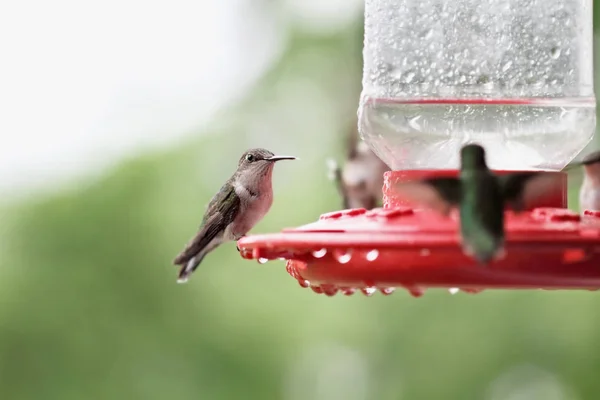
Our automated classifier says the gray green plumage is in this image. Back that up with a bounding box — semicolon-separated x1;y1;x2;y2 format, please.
173;148;296;283
394;144;562;264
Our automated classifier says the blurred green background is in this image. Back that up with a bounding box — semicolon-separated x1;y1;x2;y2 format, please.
2;1;600;400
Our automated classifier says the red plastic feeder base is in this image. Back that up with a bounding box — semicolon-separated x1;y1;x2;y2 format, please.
237;170;600;297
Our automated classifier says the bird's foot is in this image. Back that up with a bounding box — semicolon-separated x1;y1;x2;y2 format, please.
236;236;246;253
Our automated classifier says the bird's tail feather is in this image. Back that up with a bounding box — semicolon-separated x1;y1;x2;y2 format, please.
173;236;205;265
177;253;206;284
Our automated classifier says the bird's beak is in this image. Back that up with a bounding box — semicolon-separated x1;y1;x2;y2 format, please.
266;155;298;162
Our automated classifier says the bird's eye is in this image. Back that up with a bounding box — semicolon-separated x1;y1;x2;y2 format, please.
245;154;255;162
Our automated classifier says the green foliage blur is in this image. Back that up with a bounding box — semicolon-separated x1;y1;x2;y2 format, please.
2;3;600;400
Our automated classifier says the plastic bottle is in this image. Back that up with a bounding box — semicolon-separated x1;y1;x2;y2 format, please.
358;0;596;170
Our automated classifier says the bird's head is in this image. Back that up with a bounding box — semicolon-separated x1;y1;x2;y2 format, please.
460;144;487;170
581;150;600;166
236;148;297;185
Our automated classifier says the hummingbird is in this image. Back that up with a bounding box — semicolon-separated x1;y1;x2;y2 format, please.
173;148;297;283
562;150;600;212
327;123;390;210
393;144;563;264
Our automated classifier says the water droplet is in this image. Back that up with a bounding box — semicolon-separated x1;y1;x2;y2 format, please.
380;287;396;295
550;47;561;59
334;249;352;264
420;29;433;39
463;288;484;294
342;287;356;296
404;71;416;83
366;249;379;261
312;248;327;258
449;288;460;295
405;286;424;297
322;285;338;296
477;74;490;85
362;287;377;296
390;67;403;80
257;257;269;264
310;286;323;294
482;81;494;91
298;279;310;288
501;61;513;72
420;249;431;256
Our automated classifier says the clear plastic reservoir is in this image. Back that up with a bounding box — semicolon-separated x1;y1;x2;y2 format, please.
358;0;596;170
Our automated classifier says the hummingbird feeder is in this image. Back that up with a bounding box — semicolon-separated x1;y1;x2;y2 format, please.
238;0;600;296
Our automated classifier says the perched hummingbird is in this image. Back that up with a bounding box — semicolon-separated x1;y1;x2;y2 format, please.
569;150;600;212
327;124;390;210
173;148;296;283
393;144;562;264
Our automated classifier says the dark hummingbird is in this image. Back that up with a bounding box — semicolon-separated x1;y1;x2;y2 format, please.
565;150;600;212
173;148;297;283
327;123;390;210
393;144;562;264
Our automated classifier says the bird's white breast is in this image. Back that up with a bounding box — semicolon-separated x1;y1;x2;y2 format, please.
234;180;256;199
230;180;273;239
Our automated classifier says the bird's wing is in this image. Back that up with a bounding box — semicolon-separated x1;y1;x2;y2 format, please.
173;184;241;265
201;182;236;225
499;172;563;212
393;177;462;216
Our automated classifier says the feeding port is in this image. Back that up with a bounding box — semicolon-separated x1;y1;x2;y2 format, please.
237;0;600;296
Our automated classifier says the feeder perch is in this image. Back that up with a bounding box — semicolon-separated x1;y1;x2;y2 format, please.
238;169;600;296
238;0;600;296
